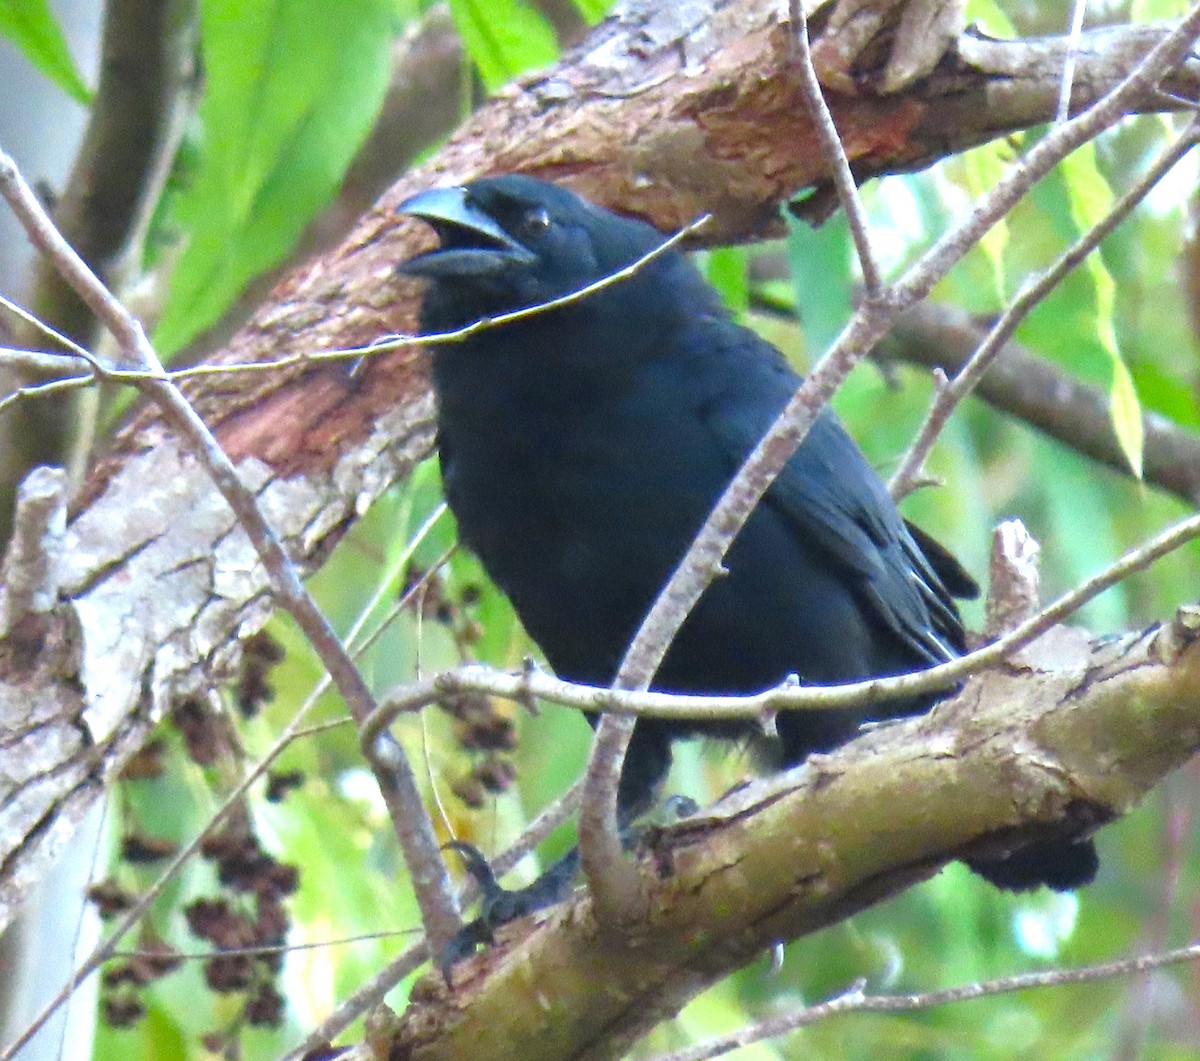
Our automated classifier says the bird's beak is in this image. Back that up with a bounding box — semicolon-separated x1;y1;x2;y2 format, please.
396;186;536;278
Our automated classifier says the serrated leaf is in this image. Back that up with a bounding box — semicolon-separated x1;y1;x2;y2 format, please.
1061;144;1144;477
155;0;397;355
447;0;558;91
0;0;90;103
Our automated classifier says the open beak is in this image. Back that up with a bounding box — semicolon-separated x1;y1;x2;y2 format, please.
397;186;536;278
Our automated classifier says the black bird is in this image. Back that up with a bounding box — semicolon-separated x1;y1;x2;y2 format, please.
397;175;1098;931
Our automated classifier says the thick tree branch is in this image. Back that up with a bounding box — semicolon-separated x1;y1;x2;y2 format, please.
379;610;1200;1061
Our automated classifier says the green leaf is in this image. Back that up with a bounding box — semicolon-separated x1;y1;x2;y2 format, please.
705;247;749;314
956;140;1015;302
1109;356;1145;480
1061;144;1144;478
964;0;1015;35
786;212;852;356
570;0;614;22
1132;0;1190;20
0;0;90;103
447;0;557;92
154;0;397;355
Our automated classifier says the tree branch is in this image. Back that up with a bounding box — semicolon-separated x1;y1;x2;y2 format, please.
874;301;1200;505
381;609;1200;1061
0;151;459;1058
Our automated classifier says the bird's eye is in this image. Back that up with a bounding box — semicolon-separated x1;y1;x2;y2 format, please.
523;206;551;234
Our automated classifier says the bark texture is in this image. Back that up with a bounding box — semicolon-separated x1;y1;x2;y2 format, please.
382;614;1200;1060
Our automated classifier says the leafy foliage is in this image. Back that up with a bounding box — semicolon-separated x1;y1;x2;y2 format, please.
154;0;398;354
0;0;90;103
446;0;557;91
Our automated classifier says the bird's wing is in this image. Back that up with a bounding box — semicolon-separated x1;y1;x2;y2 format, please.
687;319;966;665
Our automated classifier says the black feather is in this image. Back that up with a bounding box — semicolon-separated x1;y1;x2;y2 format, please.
397;175;1097;936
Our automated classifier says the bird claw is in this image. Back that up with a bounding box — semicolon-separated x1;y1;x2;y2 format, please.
439;843;582;982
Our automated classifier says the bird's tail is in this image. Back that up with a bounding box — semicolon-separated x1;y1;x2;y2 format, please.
967;837;1099;892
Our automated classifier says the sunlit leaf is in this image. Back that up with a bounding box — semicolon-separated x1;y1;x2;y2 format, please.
1109;356;1145;479
447;0;558;91
0;0;90;103
706;247;750;314
570;0;614;22
1132;0;1191;20
958;140;1015;301
964;0;1015;36
1061;144;1144;477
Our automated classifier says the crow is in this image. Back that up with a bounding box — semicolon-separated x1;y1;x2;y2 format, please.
396;175;1099;944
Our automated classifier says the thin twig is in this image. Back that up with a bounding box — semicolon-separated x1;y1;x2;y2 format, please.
0;442;447;1061
0;291;98;363
0;347;94;377
0;214;712;414
358;497;1200;733
281;780;584;1060
108;927;421;963
0;373;95;419
1057;0;1091;124
873;300;1200;505
652;939;1200;1061
0;147;462;970
788;0;883;294
889;113;1200;500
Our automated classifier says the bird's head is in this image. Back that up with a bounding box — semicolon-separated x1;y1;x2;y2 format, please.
396;175;675;331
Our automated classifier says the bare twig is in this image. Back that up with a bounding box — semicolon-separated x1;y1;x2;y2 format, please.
358;496;1200;736
788;0;883;294
109;928;421;963
889;113;1200;501
0;147;463;1053
0;291;99;364
575;6;1200;923
1057;0;1091;124
0;212;712;401
281;780;585;1061
652;939;1200;1061
0;348;94;378
0;373;95;420
873;301;1200;505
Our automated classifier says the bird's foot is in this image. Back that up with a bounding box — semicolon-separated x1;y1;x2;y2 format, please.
439;799;699;980
439;842;581;982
